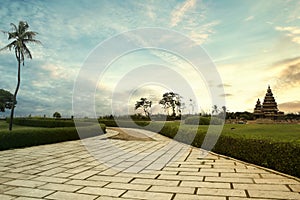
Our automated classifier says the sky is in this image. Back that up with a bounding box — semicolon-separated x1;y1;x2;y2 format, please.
0;0;300;117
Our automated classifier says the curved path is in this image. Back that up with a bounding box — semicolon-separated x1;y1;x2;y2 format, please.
0;128;299;199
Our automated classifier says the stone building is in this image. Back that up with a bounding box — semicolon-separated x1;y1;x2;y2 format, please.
253;86;284;120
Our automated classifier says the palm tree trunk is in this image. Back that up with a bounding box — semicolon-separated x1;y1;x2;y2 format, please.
9;53;21;131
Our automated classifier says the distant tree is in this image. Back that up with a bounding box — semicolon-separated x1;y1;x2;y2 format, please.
135;97;152;117
189;99;195;114
0;89;16;112
53;112;61;119
212;105;219;115
0;21;41;130
221;106;227;118
159;92;182;117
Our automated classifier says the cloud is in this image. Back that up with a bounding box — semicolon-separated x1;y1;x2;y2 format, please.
275;26;300;44
270;56;300;89
171;0;196;27
278;101;300;113
219;93;233;97
245;16;254;21
217;83;232;88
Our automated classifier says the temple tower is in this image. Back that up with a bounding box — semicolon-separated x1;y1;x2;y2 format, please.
253;98;263;118
253;85;284;120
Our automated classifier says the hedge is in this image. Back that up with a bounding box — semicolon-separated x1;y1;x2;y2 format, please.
100;119;300;178
185;116;224;125
7;118;97;128
0;124;106;150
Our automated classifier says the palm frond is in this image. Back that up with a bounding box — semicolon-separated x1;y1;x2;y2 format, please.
23;39;42;45
22;44;32;59
9;23;17;32
0;41;17;52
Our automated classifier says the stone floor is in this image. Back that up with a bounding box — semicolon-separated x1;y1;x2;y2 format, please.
0;128;299;200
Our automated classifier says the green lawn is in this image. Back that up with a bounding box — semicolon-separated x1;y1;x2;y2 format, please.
221;124;300;144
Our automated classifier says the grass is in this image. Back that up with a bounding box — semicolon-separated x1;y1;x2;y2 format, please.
221;124;300;144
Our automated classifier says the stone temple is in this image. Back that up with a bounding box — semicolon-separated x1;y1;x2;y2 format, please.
253;86;284;120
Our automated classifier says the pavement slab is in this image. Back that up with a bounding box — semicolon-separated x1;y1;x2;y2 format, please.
0;128;299;199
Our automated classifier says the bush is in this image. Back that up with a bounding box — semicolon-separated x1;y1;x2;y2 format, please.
7;118;95;128
0;124;106;150
98;119;150;128
212;136;300;178
185;116;223;125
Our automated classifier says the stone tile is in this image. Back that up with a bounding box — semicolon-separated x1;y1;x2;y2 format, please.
158;174;203;181
105;182;150;191
1;173;36;179
66;179;108;187
0;177;13;184
289;184;300;192
248;190;300;199
3;179;46;188
122;190;173;200
78;186;125;197
174;194;226;200
254;178;299;184
197;188;246;197
116;172;157;179
38;183;83;192
221;172;260;178
87;175;133;183
36;167;67;176
233;183;290;191
205;177;253;183
131;178;179;186
178;171;219;177
229;198;270;200
0;184;15;193
69;170;99;180
149;185;194;194
46;191;97;200
15;197;45;200
53;172;74;178
4;187;54;198
180;181;230;189
0;194;15;200
200;168;235;173
95;196;136;200
32;176;68;183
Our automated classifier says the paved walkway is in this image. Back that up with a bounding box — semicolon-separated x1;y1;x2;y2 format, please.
0;128;299;200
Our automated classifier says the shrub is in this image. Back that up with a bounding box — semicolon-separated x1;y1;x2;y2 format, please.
0;124;106;150
98;119;150;128
212;136;300;178
185;116;223;125
7;118;95;128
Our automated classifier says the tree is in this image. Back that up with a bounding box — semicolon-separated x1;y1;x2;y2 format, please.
212;105;219;115
221;106;227;118
135;97;152;117
159;92;182;117
53;112;61;119
0;89;16;112
0;21;41;131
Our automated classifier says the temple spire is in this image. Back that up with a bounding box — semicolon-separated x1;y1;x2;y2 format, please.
253;85;284;120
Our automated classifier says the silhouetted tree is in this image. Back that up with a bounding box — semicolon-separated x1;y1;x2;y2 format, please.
135;97;152;117
53;112;61;119
0;89;16;112
0;21;41;130
212;105;219;115
159;92;182;117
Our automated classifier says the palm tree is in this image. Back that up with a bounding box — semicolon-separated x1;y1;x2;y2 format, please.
0;21;41;131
